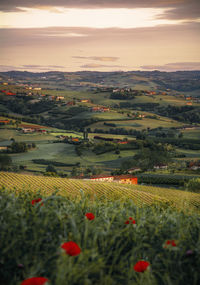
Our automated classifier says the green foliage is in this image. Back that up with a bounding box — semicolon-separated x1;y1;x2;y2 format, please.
185;178;200;193
32;159;76;167
0;154;12;170
8;141;28;153
0;188;199;285
46;164;57;173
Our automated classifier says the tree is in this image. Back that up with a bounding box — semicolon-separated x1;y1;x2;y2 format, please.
0;154;12;170
46;164;57;173
185;178;200;193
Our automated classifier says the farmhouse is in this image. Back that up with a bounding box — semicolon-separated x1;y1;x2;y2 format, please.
67;101;75;106
80;99;91;103
114;175;138;185
22;128;35;133
6;92;16;96
37;129;47;134
189;161;200;170
56;96;65;101
128;167;141;173
0;146;8;151
0;120;10;124
91;106;110;112
153;164;168;170
89;175;138;185
90;176;114;182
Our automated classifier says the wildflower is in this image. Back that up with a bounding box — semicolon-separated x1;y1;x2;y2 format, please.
85;212;95;220
186;250;194;256
134;260;150;272
125;217;136;224
18;264;24;268
164;240;177;248
21;277;49;285
31;198;43;206
185;250;195;258
61;241;81;256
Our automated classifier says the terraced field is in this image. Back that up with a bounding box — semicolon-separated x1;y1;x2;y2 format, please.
1;172;200;212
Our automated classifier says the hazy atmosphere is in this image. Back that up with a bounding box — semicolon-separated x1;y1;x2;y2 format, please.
0;0;199;72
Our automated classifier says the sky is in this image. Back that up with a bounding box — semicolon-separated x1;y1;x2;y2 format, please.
0;0;200;72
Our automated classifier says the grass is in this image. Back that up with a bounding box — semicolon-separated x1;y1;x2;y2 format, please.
176;148;200;159
89;116;182;131
0;185;199;285
0;128;59;142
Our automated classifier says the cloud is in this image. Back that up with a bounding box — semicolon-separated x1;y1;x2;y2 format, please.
0;64;66;72
0;23;199;72
41;33;88;38
73;56;119;62
0;0;199;21
141;62;200;71
80;63;123;68
22;64;65;69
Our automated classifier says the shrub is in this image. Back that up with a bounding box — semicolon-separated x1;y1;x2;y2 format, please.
185;178;200;193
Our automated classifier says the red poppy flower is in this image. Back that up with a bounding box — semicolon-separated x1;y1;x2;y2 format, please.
85;213;95;220
125;218;136;224
61;241;81;256
31;198;43;206
164;240;177;248
171;240;176;247
133;260;150;273
21;277;49;285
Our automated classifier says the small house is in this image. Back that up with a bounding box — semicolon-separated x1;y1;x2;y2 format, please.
114;175;138;185
90;175;114;182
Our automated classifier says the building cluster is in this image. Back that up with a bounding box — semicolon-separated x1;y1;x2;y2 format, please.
20;124;47;134
188;161;200;171
88;174;138;185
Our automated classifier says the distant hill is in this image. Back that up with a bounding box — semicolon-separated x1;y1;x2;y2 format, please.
1;70;200;91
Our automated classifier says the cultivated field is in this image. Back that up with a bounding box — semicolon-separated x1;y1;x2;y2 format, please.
1;172;200;213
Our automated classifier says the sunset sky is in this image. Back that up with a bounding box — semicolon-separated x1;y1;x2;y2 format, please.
0;0;199;72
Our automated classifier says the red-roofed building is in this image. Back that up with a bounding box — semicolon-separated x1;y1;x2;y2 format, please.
90;175;114;182
114;175;138;185
6;92;16;96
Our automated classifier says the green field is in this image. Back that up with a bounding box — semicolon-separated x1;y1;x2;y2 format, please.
1;183;199;285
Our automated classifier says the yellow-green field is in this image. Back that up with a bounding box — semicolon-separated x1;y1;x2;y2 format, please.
1;172;199;213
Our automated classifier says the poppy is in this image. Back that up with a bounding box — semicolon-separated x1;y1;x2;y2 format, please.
164;240;177;248
31;198;43;206
61;241;81;256
134;260;150;273
125;218;136;224
85;213;95;220
21;277;49;285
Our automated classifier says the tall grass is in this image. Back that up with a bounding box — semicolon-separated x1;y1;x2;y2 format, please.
0;187;199;285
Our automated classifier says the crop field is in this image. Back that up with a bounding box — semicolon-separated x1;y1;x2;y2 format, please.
176;148;200;160
89;116;182;131
1;172;200;213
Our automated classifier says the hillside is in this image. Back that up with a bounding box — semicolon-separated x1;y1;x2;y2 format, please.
0;172;199;213
0;70;200;179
